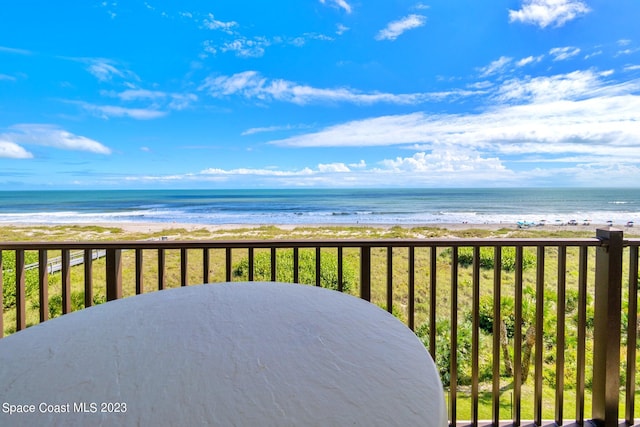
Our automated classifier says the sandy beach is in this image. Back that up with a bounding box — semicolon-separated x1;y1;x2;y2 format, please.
107;221;611;234
1;220;630;238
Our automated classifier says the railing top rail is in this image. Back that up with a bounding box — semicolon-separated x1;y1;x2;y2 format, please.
0;237;602;250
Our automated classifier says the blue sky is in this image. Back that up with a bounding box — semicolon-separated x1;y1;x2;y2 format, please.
1;0;640;189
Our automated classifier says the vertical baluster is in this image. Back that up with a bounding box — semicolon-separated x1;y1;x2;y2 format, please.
225;248;232;282
387;247;393;314
62;249;71;314
534;246;545;426
513;246;523;426
158;248;165;290
492;246;502;426
203;248;210;284
471;246;480;426
408;246;415;331
315;247;321;287
626;245;638;425
360;246;371;302
181;248;188;287
271;248;276;282
16;249;26;331
450;246;458;426
337;247;343;292
135;249;143;295
84;249;93;307
556;246;567;425
293;247;299;284
576;246;588;424
248;248;254;282
430;246;437;359
39;249;49;321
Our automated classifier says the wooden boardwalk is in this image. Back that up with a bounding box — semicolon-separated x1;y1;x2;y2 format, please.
24;249;107;274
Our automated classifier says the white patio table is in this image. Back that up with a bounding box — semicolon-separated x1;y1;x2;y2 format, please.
0;282;447;427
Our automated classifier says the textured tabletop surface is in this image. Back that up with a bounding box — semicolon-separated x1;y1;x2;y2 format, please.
0;282;446;427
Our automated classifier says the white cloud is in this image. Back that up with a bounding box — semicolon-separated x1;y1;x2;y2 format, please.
549;46;580;61
126;150;516;187
0;46;32;55
202;13;238;34
0;74;16;81
516;55;544;67
270;94;640;152
375;14;426;41
202;40;217;56
99;1;117;19
625;65;640;72
241;124;310;136
0;140;33;159
167;93;198;110
200;71;470;105
79;103;168;120
4;124;111;154
379;150;507;175
494;70;630;103
84;59;138;83
203;32;332;58
584;50;603;59
106;89;197;110
336;24;349;35
617;48;640;57
221;37;270;58
201;167;314;177
267;70;640;171
509;0;590;28
319;0;352;14
467;81;494;90
114;89;166;101
479;56;512;77
318;162;350;173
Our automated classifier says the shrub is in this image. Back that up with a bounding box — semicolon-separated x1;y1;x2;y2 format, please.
1;251;41;310
232;249;356;292
441;247;535;271
48;292;106;318
416;319;475;386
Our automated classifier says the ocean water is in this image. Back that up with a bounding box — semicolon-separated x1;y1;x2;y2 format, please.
0;188;638;226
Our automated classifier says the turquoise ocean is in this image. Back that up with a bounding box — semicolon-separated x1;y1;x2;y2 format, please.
0;188;638;226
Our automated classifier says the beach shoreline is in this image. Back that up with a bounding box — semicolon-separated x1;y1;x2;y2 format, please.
0;220;628;236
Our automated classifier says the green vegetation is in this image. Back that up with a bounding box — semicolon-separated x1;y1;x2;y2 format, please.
1;250;40;310
232;249;357;292
441;247;537;271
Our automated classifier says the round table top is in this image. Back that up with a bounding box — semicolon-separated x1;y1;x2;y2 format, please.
0;282;447;427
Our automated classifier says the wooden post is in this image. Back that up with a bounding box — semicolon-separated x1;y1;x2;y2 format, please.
106;249;122;301
592;228;623;427
39;249;49;321
360;247;371;301
16;250;25;331
62;249;71;314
